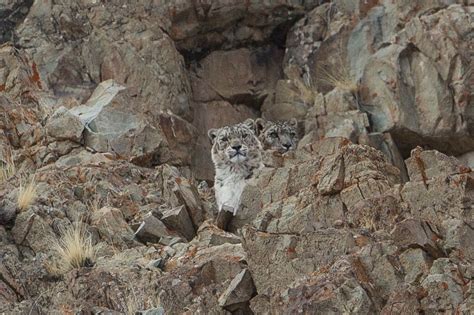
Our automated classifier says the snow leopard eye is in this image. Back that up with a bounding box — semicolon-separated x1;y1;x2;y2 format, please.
290;132;296;137
270;132;278;138
220;136;228;142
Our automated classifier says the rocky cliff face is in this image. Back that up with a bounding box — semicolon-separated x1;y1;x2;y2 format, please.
0;0;473;314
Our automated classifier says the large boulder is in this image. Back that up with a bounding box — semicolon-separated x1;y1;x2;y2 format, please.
358;5;473;157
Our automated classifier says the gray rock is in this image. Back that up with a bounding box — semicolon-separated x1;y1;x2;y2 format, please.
157;165;204;228
242;226;356;293
133;212;178;245
399;248;433;284
401;173;474;225
46;106;84;142
405;147;470;182
160;205;195;241
358;5;473;157
317;152;345;195
196;221;241;246
90;206;135;246
391;218;443;258
218;269;256;311
136;307;165;315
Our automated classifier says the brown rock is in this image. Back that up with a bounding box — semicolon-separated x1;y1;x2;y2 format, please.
218;269;256;312
90;206;135;247
405;148;470;182
241;226;356;293
391;218;443;258
160;205;195;241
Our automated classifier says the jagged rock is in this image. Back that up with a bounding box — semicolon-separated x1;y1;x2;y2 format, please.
218;269;256;312
344;193;406;232
442;219;474;263
358;5;473;157
160;205;195;241
90;206;135;247
355;242;404;300
242;226;356;293
166;0;325;52
0;199;17;226
196;221;241;246
457;151;474;169
46;106;84;142
360;132;409;182
136;307;165;315
157;165;204;229
401;173;474;224
420;259;466;313
11;211;56;255
157;112;197;166
254;258;377;314
317;152;344;195
381;284;421;314
133;212;181;245
399;248;433;285
261;78;312;121
78;81;168;167
391;218;443;258
405;148;470;182
158;243;247;314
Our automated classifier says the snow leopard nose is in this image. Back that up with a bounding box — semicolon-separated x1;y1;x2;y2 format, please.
232;145;242;151
283;143;291;150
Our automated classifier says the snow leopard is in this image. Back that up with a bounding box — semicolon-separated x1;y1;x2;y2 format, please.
256;118;299;153
208;119;263;215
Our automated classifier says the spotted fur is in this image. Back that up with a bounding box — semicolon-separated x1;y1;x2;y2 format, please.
208;119;263;215
256;118;299;153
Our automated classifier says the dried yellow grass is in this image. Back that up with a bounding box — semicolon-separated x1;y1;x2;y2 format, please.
0;152;16;183
17;176;37;210
123;287;161;315
51;220;97;274
316;61;358;94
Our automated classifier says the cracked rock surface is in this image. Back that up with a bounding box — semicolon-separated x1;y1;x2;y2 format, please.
1;0;473;313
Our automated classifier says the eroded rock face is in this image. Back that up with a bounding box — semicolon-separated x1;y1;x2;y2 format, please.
2;0;474;313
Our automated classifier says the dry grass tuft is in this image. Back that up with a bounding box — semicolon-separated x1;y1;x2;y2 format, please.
0;152;16;184
316;60;358;94
122;287;161;315
17;176;37;210
51;220;97;274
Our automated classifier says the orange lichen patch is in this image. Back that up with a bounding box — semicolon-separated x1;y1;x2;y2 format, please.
412;147;428;188
29;62;43;89
163;259;178;272
287;247;296;254
0;84;5;91
440;282;449;290
185;245;198;259
458;165;471;174
350;256;372;285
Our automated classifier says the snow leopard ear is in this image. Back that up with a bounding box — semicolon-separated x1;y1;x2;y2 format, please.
255;118;267;136
289;118;298;129
208;128;218;144
243;118;256;133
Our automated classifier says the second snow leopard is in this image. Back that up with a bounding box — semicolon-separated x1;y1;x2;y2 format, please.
256;118;299;153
